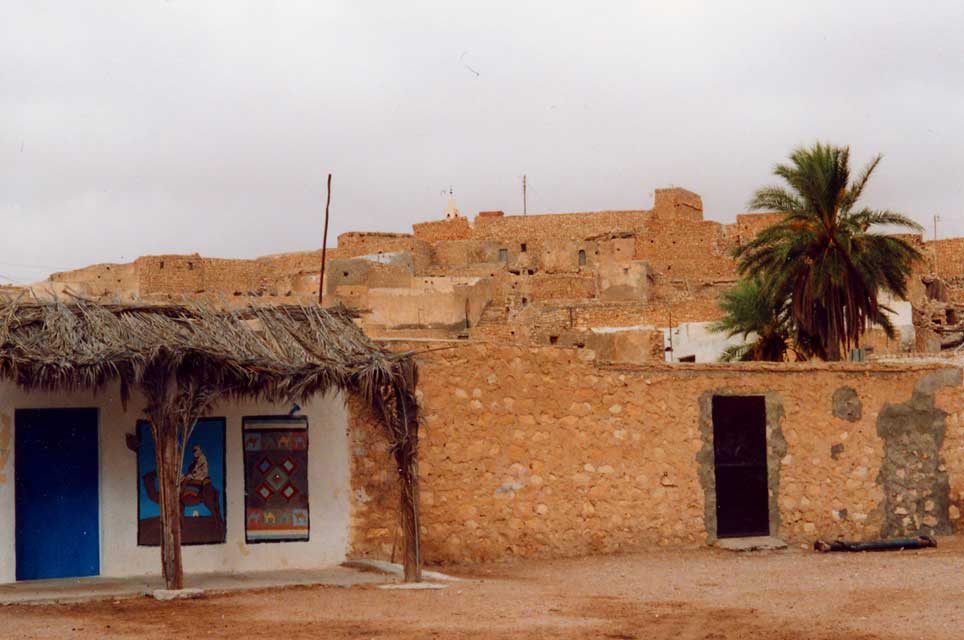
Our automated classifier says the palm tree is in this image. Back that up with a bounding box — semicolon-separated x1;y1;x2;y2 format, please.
710;277;793;362
736;143;922;361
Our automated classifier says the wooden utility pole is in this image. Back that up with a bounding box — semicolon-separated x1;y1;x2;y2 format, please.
934;214;941;274
522;174;527;216
319;173;332;305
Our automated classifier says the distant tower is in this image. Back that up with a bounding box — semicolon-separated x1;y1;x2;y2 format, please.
444;187;461;220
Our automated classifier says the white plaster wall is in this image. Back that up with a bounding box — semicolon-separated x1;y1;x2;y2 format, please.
881;298;916;349
664;303;916;362
664;321;747;363
0;382;351;584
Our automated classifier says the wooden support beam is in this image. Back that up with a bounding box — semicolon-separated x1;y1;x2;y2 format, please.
142;370;220;591
395;386;422;583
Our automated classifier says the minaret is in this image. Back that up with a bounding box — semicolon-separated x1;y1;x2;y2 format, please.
444;187;461;220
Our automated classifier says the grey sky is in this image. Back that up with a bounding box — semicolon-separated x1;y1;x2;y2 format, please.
3;1;963;284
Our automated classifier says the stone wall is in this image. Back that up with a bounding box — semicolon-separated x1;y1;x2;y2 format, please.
349;344;964;564
366;278;492;330
50;250;349;302
336;232;433;273
650;187;704;222
472;210;648;242
931;237;964;283
135;255;205;295
412;217;472;242
725;212;784;247
49;262;139;296
635;217;735;282
429;240;490;270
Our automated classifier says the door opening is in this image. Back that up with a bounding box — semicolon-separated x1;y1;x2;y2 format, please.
15;408;100;580
712;395;769;538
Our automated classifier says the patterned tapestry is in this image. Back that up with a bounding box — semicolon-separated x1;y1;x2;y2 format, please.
243;416;309;543
137;418;227;546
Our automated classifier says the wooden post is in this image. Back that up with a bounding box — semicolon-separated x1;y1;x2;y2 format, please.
152;417;184;590
142;371;214;591
319;173;332;305
934;214;941;274
399;462;421;582
395;386;421;582
522;174;527;216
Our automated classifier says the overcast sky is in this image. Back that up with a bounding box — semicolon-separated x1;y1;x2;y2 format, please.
3;2;963;284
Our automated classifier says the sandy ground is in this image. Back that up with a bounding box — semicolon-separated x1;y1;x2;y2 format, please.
3;539;964;639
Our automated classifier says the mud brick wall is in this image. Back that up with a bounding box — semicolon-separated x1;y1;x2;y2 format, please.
348;344;963;564
724;212;784;248
201;258;270;294
930;238;964;282
563;295;727;329
135;255;204;295
523;274;597;301
430;240;500;270
260;248;344;275
49;262;139;294
635;218;735;281
461;189;700;245
412;218;472;242
51;249;351;301
650;187;704;222
258;249;341;297
335;232;433;273
569;302;657;328
471;210;648;243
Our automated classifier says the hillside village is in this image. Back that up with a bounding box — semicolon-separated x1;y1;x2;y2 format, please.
9;3;964;637
23;186;964;363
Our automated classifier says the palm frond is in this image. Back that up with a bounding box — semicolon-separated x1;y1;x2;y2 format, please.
736;143;920;360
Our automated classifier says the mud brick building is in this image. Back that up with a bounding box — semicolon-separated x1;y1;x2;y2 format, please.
40;185;963;362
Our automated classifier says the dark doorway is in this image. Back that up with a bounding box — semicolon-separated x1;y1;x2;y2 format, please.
15;408;100;580
712;395;769;538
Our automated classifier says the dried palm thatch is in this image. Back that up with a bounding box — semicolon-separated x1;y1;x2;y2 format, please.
0;296;421;588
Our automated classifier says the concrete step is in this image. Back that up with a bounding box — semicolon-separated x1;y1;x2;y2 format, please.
715;536;788;552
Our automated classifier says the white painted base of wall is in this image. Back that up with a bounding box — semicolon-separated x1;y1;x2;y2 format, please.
0;382;351;584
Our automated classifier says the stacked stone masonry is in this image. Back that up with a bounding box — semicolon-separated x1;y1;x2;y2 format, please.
348;344;964;564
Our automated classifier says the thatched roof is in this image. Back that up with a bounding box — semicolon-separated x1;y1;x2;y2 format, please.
0;295;425;582
0;297;415;407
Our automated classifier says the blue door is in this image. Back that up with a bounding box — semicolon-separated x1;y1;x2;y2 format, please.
15;408;100;580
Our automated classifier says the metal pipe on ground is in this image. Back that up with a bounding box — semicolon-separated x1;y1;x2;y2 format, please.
814;536;937;553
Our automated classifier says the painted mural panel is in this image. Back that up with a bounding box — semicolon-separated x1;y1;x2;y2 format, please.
243;416;309;543
136;418;227;546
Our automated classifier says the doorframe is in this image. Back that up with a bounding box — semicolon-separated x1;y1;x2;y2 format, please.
696;391;787;543
13;406;102;580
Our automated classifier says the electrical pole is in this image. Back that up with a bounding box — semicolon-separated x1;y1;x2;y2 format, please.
934;214;941;275
318;173;332;305
522;175;527;216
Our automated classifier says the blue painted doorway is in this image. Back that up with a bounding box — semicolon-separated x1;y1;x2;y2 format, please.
15;408;100;581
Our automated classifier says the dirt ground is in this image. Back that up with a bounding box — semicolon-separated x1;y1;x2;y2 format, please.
3;538;964;640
